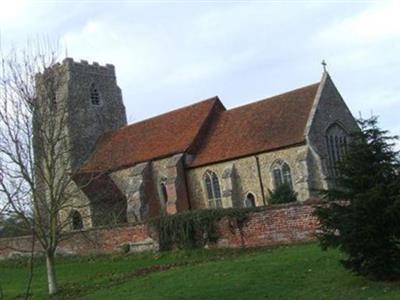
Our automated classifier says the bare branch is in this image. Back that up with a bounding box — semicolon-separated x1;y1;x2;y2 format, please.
0;40;103;296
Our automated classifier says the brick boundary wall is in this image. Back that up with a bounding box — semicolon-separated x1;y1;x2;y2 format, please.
0;202;320;259
216;201;319;248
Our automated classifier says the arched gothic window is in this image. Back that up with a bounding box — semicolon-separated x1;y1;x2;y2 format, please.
244;192;256;208
204;171;222;208
326;123;348;177
70;210;83;230
160;181;168;205
271;160;293;189
89;83;101;106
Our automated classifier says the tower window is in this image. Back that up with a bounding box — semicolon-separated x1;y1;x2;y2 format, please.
204;170;222;208
89;83;101;106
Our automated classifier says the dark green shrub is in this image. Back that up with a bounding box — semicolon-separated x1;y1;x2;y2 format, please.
268;183;297;204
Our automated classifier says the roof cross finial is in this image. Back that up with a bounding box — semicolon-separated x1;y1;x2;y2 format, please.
321;59;327;73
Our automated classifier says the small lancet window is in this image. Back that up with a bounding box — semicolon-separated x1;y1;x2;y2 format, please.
89;83;101;106
160;182;168;205
70;210;83;230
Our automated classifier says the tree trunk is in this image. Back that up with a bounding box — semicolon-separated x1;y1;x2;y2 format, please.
45;251;58;295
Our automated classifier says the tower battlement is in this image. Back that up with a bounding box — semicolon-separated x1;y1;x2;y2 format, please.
61;57;116;77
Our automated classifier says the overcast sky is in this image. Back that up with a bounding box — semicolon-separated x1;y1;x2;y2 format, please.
1;0;399;146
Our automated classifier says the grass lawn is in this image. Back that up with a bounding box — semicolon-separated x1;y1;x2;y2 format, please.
0;243;399;299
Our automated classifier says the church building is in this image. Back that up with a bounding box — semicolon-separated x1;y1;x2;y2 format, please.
40;58;358;230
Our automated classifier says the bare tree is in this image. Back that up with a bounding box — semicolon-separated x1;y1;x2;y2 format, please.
0;42;94;295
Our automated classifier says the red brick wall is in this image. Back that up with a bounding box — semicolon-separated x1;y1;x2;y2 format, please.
0;224;155;258
0;202;319;259
216;202;319;248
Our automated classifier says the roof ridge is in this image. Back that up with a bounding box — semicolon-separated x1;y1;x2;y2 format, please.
119;96;220;130
226;82;320;113
93;96;221;143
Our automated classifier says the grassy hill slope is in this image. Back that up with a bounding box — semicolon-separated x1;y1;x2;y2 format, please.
1;243;399;299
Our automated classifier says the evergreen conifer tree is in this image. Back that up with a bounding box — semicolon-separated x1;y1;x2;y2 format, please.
315;116;400;280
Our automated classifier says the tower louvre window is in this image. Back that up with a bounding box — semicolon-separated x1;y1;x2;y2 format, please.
90;83;101;106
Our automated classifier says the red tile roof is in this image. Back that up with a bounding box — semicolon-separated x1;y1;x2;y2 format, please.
79;82;320;173
188;83;320;167
79;97;223;173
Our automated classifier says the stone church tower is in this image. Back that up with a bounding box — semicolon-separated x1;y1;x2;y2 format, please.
35;58;127;228
59;58;127;171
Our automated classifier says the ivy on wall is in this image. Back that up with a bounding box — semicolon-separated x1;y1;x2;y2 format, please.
149;208;259;251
